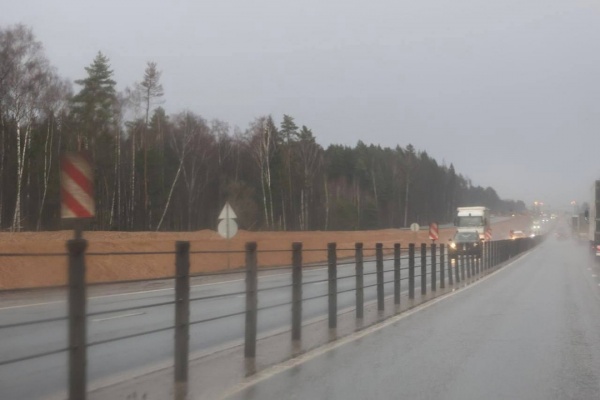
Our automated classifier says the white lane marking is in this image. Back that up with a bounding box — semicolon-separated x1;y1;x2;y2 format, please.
593;275;598;278
220;252;531;399
91;312;145;322
0;300;64;310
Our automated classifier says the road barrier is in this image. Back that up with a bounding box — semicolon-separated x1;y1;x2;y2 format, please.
0;235;544;399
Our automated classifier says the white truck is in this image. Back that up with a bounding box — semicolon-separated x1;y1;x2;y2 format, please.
588;180;600;259
454;206;491;240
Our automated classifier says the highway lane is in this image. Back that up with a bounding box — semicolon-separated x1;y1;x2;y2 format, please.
227;235;600;400
1;252;451;400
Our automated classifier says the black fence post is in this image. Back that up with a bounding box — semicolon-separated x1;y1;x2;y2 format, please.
174;241;190;400
394;243;401;305
409;244;415;299
466;253;471;279
439;244;445;289
328;243;337;330
460;253;466;282
355;243;364;319
454;253;460;284
421;244;427;296
68;238;88;400
291;242;303;342
244;242;258;358
431;244;437;292
376;243;384;311
447;245;454;286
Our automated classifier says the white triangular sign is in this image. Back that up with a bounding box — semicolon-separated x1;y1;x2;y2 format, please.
218;202;237;220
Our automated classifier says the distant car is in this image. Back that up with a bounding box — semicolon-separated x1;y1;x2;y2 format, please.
448;231;482;260
555;228;568;240
510;230;527;239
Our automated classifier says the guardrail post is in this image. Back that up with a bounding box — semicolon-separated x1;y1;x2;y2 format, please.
486;241;490;270
431;244;437;292
68;238;88;400
355;243;364;319
376;243;384;311
244;242;258;358
496;241;500;265
174;241;190;400
454;253;460;283
394;243;401;305
421;244;427;296
328;243;337;330
439;244;445;289
447;245;455;286
291;242;302;342
466;253;471;279
409;244;415;299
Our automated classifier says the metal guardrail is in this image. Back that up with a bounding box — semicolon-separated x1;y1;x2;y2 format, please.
0;234;544;399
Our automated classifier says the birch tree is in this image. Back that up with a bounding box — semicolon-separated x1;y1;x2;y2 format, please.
135;62;164;224
0;25;55;231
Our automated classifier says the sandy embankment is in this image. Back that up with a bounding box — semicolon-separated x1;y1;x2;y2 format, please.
0;216;529;290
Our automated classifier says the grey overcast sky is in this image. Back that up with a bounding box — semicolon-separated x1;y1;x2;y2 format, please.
2;0;600;209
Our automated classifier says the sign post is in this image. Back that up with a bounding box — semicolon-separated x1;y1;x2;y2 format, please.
485;228;492;241
61;151;94;400
218;202;238;268
410;222;420;244
61;152;95;238
429;222;439;243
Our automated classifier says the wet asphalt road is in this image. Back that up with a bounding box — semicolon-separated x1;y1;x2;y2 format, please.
0;252;430;400
228;236;600;400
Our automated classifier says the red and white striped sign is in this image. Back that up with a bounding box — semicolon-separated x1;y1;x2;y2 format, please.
429;222;439;241
61;152;95;219
485;228;492;240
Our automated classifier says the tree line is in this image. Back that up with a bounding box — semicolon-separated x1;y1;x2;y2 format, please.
0;25;526;232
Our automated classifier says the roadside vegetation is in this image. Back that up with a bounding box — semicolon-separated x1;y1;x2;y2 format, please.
0;24;526;232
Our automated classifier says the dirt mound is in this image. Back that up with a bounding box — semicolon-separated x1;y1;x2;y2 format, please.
0;216;530;290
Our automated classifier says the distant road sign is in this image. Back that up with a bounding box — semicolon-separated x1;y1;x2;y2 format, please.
218;219;238;239
410;223;420;232
485;228;493;240
61;152;94;219
218;202;237;220
218;202;238;239
429;223;439;241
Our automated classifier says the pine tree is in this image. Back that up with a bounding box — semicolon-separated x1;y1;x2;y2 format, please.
71;52;117;151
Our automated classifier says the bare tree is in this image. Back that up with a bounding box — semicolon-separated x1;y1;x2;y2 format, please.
36;75;71;229
0;25;54;231
296;126;323;230
135;62;164;226
156;113;194;231
247;116;277;229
